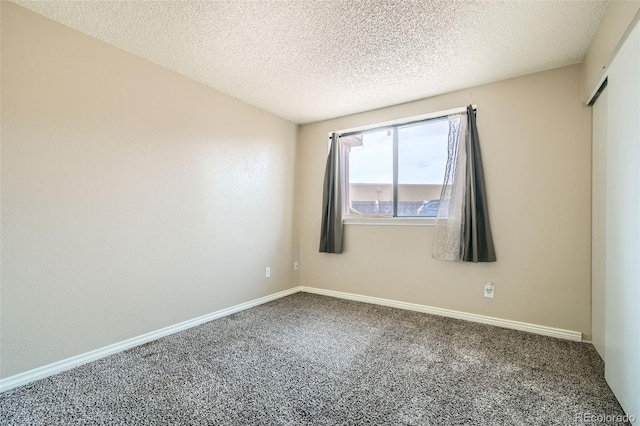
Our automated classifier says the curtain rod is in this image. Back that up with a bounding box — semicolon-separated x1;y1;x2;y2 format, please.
334;105;477;139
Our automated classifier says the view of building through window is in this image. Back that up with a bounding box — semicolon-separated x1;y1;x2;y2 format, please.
344;118;448;217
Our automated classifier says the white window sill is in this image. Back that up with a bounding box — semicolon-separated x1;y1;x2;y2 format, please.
343;217;436;226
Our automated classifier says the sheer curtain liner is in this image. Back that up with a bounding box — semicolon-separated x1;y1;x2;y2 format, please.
432;106;496;262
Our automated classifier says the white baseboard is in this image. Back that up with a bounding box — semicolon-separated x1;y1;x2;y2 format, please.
0;284;583;393
298;286;583;342
0;287;299;393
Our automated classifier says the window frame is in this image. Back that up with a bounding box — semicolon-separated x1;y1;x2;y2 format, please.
333;106;473;225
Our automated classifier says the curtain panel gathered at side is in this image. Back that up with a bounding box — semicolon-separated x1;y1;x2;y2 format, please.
319;133;345;254
433;105;496;263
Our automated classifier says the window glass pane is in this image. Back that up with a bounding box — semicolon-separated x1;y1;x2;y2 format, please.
346;129;393;216
397;120;448;217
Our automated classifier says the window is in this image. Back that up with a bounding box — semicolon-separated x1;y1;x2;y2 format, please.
339;116;449;218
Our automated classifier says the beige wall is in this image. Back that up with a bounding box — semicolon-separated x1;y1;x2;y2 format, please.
582;0;640;100
0;3;298;378
297;65;592;337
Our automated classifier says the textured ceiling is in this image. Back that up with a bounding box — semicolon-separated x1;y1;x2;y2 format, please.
14;0;607;124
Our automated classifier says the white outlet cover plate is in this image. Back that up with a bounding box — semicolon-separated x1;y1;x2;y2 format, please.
484;283;494;298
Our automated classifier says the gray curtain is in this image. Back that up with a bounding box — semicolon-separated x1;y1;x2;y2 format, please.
319;133;344;253
462;106;496;262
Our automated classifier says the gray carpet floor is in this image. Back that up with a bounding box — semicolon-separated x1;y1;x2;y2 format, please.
0;292;630;425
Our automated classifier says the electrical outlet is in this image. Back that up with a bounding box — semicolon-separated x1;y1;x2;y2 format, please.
265;267;271;278
484;282;494;298
293;261;299;271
